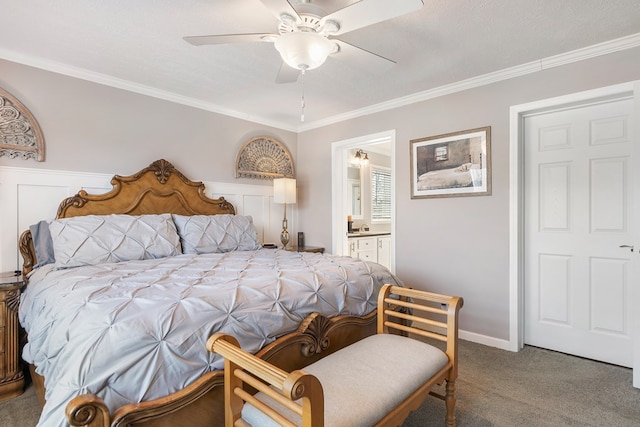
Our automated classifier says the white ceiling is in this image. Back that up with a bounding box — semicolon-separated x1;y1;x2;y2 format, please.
1;0;639;132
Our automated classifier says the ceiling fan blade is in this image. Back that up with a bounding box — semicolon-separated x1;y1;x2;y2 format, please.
184;33;276;46
331;39;396;74
275;62;300;84
320;0;423;36
259;0;301;22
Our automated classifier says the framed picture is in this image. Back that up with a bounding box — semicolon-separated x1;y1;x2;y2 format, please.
410;126;491;199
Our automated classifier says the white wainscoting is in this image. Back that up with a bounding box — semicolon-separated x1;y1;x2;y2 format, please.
0;166;292;272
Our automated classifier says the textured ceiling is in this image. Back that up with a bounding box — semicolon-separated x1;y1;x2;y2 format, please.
1;0;639;131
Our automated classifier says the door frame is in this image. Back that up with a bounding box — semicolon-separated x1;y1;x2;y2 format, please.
509;81;639;385
331;130;396;272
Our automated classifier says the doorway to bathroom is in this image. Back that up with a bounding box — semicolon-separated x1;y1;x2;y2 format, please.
331;130;396;273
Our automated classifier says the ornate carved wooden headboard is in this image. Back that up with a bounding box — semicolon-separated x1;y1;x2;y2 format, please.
19;159;235;274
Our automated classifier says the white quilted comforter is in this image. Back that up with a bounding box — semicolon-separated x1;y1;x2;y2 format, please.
20;249;402;427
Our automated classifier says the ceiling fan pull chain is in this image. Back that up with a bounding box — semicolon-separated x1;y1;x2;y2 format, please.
300;67;306;122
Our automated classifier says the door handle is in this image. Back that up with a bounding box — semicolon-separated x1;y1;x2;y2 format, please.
619;245;634;252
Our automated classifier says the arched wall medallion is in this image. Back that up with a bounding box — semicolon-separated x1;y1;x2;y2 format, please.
0;87;45;161
235;136;295;180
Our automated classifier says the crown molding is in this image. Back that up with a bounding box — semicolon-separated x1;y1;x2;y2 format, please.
2;32;639;134
541;32;640;69
0;48;298;133
298;61;543;131
298;32;640;131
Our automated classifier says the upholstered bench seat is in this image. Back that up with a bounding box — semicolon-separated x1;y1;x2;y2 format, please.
209;285;464;427
242;334;449;427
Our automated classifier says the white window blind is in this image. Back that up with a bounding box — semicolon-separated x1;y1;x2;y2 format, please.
371;166;391;221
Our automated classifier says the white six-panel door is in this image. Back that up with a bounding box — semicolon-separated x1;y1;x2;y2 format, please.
524;97;634;367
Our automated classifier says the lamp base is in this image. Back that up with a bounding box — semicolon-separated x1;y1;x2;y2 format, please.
280;229;290;249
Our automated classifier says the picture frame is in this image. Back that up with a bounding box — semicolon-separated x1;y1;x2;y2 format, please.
410;126;491;199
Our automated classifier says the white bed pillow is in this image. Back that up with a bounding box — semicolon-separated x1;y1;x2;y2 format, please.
49;214;181;269
172;214;261;254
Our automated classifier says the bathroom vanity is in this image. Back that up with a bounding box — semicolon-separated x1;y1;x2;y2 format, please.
347;232;391;270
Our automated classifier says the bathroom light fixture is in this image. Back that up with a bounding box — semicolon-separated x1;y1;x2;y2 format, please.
273;177;297;249
354;149;369;166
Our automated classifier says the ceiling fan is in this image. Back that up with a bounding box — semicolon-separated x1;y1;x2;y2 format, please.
184;0;424;83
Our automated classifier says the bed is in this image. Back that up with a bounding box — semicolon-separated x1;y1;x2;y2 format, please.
417;162;482;190
18;159;402;427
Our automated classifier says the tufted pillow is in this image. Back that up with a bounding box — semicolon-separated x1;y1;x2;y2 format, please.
49;214;181;269
172;214;261;254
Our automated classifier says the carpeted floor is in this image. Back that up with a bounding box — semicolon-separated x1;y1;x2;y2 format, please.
2;339;639;426
403;339;640;426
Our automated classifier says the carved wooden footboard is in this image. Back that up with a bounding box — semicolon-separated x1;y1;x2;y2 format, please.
64;310;377;427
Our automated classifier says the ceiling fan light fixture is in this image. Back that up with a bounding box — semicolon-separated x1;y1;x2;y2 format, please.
275;31;333;70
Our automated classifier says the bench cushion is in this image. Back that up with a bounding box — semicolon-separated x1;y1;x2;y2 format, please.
242;334;449;427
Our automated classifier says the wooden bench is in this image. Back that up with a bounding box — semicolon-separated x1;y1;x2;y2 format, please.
208;284;464;426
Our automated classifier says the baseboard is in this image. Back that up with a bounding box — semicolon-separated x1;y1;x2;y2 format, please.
459;329;513;352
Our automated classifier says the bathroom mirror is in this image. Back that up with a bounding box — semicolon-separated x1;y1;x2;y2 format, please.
348;166;363;219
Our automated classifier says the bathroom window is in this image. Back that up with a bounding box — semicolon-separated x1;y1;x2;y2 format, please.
371;165;391;222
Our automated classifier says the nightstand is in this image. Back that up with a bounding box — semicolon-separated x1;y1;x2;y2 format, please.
0;271;27;402
285;246;325;254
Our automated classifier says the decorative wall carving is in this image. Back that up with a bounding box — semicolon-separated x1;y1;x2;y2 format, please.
0;87;45;161
235;136;295;179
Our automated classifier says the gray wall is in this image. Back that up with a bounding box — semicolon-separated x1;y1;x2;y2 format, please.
0;59;297;183
296;46;640;340
2;46;639;343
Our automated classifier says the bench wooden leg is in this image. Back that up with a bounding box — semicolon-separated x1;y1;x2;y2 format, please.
445;379;456;427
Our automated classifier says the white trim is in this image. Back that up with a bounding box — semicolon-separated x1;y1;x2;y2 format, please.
0;165;286;271
301;61;543;131
0;48;298;133
2;32;639;133
0;165;113;181
460;330;512;352
632;81;640;388
508;82;637;357
508;105;524;352
540;33;640;69
301;33;640;131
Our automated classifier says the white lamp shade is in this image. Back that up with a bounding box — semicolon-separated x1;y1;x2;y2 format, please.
275;32;333;70
273;178;297;204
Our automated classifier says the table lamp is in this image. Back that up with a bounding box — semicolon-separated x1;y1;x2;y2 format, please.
273;178;296;249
